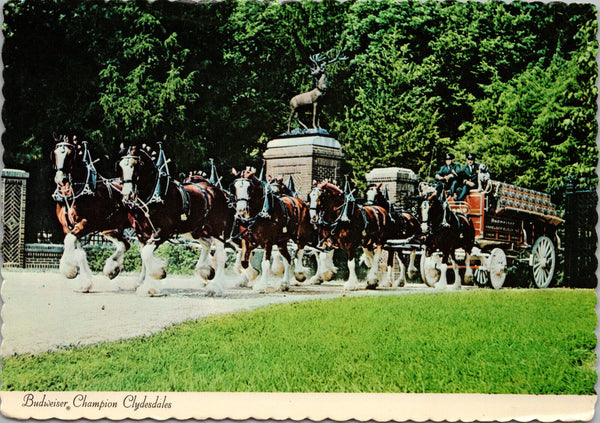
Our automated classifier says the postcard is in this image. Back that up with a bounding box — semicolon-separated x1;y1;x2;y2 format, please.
1;0;597;420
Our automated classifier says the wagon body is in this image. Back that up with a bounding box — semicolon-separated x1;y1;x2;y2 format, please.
446;181;563;288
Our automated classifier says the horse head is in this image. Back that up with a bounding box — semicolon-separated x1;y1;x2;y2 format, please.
51;133;82;187
267;175;287;196
308;180;344;224
420;192;444;234
118;145;155;202
231;167;262;219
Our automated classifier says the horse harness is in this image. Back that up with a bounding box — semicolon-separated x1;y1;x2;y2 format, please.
52;141;116;231
52;142;98;204
232;183;300;243
315;192;385;248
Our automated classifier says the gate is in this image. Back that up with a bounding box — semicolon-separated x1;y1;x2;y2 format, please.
563;179;598;288
1;169;29;267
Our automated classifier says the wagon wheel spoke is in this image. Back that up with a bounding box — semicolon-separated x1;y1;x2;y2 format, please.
531;236;556;289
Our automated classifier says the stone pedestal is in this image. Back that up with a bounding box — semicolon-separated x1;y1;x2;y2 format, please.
263;135;344;198
365;167;418;208
2;169;29;267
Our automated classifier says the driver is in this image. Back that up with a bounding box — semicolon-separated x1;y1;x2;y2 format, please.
456;152;479;201
434;153;461;227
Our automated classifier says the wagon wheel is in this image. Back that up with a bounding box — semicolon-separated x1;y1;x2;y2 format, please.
420;254;441;287
488;248;507;290
531;236;556;288
474;267;490;287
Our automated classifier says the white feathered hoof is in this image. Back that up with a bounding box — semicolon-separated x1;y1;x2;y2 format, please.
367;274;379;287
343;280;360;291
246;267;259;281
294;271;307;283
74;282;92;293
136;285;164;297
154;268;167;280
60;259;79;279
407;268;418;280
381;278;392;288
305;275;321;285
464;272;473;284
205;282;224;297
322;269;335;281
196;265;215;281
147;259;167;280
253;281;268;294
271;259;285;277
103;259;122;280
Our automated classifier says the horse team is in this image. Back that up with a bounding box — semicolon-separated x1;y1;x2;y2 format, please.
52;134;475;297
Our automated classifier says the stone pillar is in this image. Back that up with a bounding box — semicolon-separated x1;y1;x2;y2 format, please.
365;167;418;208
263;135;344;198
1;169;29;267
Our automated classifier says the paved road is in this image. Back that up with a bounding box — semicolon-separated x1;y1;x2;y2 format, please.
1;269;446;356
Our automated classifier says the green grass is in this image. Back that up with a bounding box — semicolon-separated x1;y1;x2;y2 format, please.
2;289;596;394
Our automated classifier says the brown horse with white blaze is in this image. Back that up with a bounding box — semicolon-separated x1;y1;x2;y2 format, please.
420;188;475;289
231;168;312;293
309;181;390;290
118;144;230;296
51;133;132;292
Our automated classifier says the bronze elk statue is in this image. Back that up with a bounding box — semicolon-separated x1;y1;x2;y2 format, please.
287;49;348;133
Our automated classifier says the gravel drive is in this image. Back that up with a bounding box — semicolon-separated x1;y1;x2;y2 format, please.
1;269;444;357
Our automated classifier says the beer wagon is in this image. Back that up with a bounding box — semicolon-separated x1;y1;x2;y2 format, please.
430;181;564;289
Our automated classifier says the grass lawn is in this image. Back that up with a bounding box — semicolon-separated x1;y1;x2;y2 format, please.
2;289;596;393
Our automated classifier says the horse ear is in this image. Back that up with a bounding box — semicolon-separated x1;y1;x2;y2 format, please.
376;183;382;189
53;132;59;142
231;167;237;175
312;180;317;187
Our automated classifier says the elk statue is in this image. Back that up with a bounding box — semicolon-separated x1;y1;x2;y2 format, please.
287;48;348;133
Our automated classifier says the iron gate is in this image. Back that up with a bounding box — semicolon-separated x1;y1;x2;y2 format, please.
563;179;598;288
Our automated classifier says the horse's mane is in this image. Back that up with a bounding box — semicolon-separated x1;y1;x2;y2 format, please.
233;168;262;186
55;134;85;155
184;170;210;184
317;181;343;195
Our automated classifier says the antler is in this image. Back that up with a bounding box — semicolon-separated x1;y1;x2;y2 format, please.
324;48;348;67
309;48;348;69
309;52;325;68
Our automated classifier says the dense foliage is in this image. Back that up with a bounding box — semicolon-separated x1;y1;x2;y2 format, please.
2;0;597;240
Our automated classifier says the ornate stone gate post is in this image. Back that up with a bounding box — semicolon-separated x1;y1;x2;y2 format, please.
263;134;344;198
1;169;29;267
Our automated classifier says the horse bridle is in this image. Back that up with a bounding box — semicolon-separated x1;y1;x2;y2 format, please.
119;154;140;185
233;177;272;223
309;186;349;229
52;140;98;201
308;187;324;224
52;142;75;172
118;153;145;209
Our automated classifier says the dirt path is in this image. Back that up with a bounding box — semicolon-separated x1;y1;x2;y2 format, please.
1;269;440;356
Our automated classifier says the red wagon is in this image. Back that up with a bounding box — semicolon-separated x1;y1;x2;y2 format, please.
441;181;564;289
